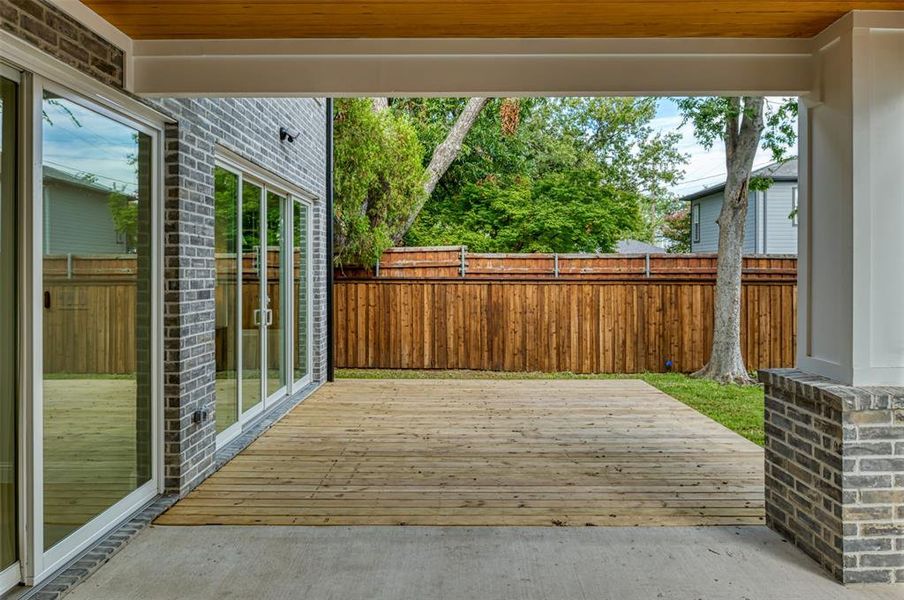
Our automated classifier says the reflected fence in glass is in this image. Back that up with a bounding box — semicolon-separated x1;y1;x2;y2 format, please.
214;167;239;432
40;91;153;550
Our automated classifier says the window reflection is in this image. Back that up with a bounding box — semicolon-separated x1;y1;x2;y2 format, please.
41;92;152;550
214;167;239;432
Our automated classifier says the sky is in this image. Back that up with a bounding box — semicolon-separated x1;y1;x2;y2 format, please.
42;96;140;195
652;98;798;197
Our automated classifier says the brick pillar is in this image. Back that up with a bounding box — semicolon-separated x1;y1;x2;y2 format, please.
761;369;904;584
161;120;218;494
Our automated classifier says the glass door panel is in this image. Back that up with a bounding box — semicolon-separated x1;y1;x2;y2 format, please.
214;167;239;432
241;180;263;414
265;191;286;399
0;74;18;573
293;202;309;384
41;91;153;550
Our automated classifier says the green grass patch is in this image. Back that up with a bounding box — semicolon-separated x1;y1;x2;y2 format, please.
336;369;765;446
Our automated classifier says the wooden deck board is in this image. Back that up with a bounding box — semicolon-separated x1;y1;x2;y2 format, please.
157;379;764;527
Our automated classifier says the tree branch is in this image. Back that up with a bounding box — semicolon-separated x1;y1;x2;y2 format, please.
394;97;489;242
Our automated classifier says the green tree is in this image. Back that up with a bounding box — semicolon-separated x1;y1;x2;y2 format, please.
407;168;642;253
107;187;138;252
399;97;684;250
661;208;691;253
333;98;426;266
675;96;797;384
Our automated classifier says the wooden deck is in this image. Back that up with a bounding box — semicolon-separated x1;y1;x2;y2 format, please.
157;379;765;527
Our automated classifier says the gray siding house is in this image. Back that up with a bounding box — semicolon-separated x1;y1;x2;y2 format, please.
684;159;798;255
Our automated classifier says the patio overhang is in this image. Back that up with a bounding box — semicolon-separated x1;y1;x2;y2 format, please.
28;0;904;586
128;37;815;98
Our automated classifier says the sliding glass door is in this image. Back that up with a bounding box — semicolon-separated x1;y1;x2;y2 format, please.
40;85;156;565
0;60;162;593
214;160;311;444
214;168;239;433
0;71;19;588
265;191;287;401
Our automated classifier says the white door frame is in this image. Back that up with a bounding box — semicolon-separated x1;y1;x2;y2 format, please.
214;151;317;448
14;69;166;586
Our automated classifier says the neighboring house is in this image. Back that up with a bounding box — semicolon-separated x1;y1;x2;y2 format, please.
615;239;667;254
684;159;798;255
43;165;130;255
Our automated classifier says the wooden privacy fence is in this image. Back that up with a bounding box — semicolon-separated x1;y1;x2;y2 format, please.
335;248;797;374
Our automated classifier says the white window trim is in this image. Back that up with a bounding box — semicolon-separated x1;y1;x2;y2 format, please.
9;66;166;588
692;203;701;244
791;185;799;227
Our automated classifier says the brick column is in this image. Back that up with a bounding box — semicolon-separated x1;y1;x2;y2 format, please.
761;369;904;584
161;120;218;495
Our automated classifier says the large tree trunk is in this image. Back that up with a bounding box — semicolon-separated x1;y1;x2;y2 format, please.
394;97;488;242
370;97;489;243
693;97;765;385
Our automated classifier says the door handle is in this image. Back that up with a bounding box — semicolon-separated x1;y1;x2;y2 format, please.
252;308;261;325
265;309;273;326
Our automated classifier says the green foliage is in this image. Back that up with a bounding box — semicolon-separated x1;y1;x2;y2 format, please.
661;208;691;253
107;187;138;252
408;168;642;253
673;97;798;163
395;97;685;251
333;98;426;266
214;166;238;253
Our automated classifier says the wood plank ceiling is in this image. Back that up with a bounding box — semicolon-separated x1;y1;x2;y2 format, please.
83;1;904;39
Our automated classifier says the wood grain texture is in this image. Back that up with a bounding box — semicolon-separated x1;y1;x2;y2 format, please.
334;281;796;373
81;1;904;40
157;379;764;527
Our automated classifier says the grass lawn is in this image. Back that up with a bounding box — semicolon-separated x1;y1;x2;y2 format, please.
336;369;765;446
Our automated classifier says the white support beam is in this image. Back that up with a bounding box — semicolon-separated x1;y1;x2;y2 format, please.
131;38;815;97
799;10;904;386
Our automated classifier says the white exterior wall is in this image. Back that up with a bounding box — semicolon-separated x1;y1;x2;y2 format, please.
800;12;904;386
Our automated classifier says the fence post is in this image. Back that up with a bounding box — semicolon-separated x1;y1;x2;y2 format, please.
554;253;559;278
460;246;466;278
644;253;650;278
67;253;73;280
375;257;380;278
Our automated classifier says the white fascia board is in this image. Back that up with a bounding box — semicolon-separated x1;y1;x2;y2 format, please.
131;37;815;97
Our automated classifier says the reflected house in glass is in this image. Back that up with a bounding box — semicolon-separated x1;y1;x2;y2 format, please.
42;165;135;255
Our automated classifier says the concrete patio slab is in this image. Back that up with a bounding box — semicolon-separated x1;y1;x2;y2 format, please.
67;525;901;600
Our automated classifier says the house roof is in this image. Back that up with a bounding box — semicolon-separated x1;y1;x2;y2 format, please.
43;165;120;194
615;239;667;255
681;158;798;202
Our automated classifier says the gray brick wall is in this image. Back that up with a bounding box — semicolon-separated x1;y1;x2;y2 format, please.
0;0;330;498
761;368;904;584
155;97;328;494
0;0;124;88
